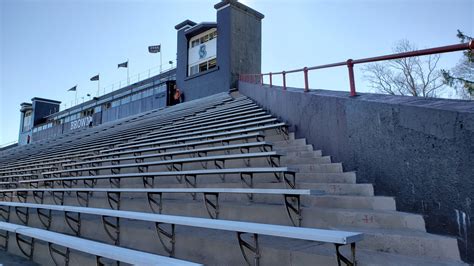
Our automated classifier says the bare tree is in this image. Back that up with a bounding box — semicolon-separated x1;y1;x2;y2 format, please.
362;40;445;98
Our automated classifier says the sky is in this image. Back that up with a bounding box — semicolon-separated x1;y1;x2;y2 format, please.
0;0;473;145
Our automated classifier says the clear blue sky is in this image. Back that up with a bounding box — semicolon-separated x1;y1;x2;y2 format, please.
1;0;472;145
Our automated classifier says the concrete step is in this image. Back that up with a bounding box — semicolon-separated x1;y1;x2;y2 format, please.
9;194;423;232
157;201;425;232
270;138;306;147
304;195;396;211
342;227;462;262
282;150;323;158
274;145;314;153
25;175;372;198
8;186;391;212
296;172;357;183
281;156;331;165
65;179;373;197
0;250;38;266
264;132;295;142
289;163;343;173
294;182;374;196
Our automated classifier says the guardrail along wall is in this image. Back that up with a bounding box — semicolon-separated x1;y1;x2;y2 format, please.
239;82;474;262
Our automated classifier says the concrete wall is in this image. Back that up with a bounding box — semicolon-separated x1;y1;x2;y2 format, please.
239;82;474;263
229;4;262;88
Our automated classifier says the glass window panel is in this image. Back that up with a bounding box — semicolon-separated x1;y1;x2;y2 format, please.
199;61;208;72
208;58;217;69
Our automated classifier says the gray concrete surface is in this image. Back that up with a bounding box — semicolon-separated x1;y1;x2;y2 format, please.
0;250;38;266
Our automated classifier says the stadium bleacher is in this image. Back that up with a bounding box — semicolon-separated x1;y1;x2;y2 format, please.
0;92;464;265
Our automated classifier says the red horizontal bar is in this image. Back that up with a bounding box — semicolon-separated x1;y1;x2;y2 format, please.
353;42;472;65
241;41;472;77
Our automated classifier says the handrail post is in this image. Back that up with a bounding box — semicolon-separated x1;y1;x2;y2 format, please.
260;74;263;85
347;59;357;97
269;72;273;88
282;71;287;90
304;67;309;92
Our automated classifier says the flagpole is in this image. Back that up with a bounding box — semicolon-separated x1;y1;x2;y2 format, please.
127;59;130;85
97;74;100;97
160;44;162;73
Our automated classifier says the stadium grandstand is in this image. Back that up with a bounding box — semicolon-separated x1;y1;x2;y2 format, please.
1;0;473;265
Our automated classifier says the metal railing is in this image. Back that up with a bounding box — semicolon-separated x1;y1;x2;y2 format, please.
239;41;473;96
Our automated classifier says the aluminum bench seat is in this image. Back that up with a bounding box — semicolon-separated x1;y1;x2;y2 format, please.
127;114;272;146
0;160;72;174
102;122;287;154
0;221;200;265
0;202;362;265
114;118;279;150
18;167;298;189
44;152;281;177
82;132;265;161
64;141;272;168
94;132;266;158
0;188;323;224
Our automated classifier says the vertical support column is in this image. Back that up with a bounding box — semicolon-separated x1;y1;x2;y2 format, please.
347;59;357;97
269;72;273;88
282;71;286;90
304;67;309;92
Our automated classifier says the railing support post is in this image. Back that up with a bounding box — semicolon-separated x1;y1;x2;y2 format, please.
282;71;287;90
269;72;273;88
346;59;357;97
303;67;309;92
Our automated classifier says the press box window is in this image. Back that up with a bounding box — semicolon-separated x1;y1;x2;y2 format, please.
208;58;217;69
190;65;199;76
188;28;217;76
199;62;208;72
22;111;33;132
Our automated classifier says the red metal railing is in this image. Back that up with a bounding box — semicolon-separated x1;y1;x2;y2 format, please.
239;41;474;97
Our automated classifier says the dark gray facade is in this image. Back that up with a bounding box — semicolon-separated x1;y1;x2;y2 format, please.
175;0;263;101
240;82;474;263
